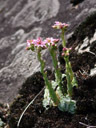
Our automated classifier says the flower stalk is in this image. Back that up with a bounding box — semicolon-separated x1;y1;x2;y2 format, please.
61;34;78;97
37;49;60;105
49;47;64;94
64;57;73;97
61;29;66;47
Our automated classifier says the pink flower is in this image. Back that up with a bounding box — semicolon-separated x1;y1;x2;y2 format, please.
44;37;59;47
26;40;33;50
26;37;47;50
63;47;72;52
34;37;46;48
52;21;69;29
62;47;72;57
62;52;65;56
27;40;32;47
63;47;67;51
26;37;59;50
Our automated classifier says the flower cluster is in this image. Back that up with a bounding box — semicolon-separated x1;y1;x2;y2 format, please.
26;37;46;50
44;38;59;47
26;37;59;50
62;47;72;57
52;21;69;29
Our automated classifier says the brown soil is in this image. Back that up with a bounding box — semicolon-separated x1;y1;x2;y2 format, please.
8;71;96;128
8;12;96;128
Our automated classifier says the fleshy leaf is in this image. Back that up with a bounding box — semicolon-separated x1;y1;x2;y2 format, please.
72;77;78;87
58;96;76;114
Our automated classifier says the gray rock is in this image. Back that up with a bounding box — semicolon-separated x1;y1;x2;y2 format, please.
12;0;60;28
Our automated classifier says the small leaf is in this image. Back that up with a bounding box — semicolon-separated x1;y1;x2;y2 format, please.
58;96;76;114
72;77;78;87
62;74;66;79
0;118;5;127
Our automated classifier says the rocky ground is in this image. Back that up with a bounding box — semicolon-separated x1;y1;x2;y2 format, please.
8;11;96;128
0;0;96;103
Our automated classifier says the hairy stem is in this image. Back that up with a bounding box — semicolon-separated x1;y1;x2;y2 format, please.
65;57;73;97
37;50;60;105
67;61;78;87
61;29;66;47
49;48;65;94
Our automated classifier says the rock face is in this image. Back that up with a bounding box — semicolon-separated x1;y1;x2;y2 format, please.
12;0;60;28
0;0;96;103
